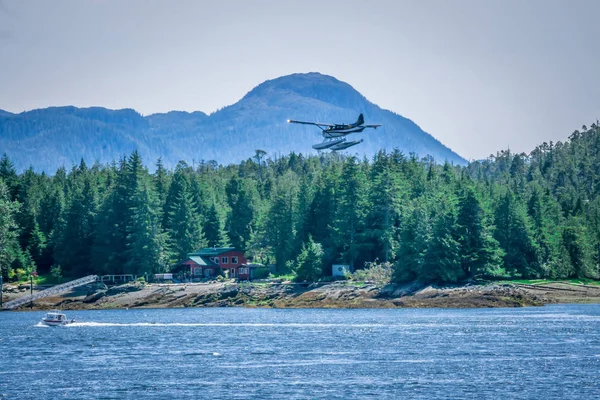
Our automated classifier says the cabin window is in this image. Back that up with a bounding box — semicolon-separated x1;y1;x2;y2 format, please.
231;256;239;265
214;258;219;264
221;257;228;264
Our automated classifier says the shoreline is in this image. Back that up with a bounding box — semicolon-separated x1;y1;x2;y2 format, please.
4;280;600;311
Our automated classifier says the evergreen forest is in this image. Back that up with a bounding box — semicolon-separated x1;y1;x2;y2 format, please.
2;122;600;284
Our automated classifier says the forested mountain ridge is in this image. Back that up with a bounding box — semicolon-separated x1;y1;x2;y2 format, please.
1;122;599;284
0;73;465;172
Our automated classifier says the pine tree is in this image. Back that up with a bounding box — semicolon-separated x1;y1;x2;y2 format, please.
308;167;338;268
494;191;540;278
560;224;590;278
0;179;20;280
266;172;298;272
225;176;257;250
334;157;367;270
456;187;503;278
27;222;47;272
38;185;64;242
421;206;462;283
204;203;230;248
163;162;189;232
190;174;210;223
294;236;323;282
527;187;553;268
154;157;170;218
366;152;402;263
125;182;170;275
167;174;207;261
394;203;430;282
0;154;19;201
293;176;315;259
91;158;130;274
56;175;97;276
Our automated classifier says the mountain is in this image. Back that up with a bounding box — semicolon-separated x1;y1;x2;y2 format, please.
0;73;466;172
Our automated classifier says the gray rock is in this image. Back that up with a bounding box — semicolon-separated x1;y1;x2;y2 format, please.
106;283;143;296
218;287;239;300
83;291;106;303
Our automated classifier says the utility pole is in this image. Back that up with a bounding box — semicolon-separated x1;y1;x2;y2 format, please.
30;274;33;310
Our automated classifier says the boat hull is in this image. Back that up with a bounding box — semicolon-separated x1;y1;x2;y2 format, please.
41;319;69;327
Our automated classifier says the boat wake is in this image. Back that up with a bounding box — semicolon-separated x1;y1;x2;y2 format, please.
65;322;391;328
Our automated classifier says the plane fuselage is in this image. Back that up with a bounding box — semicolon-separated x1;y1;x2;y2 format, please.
324;126;366;138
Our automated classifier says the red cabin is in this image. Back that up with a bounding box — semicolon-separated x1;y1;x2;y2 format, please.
173;247;248;280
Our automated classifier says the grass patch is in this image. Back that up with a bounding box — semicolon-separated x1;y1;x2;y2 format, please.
271;273;296;282
504;279;554;285
10;273;69;285
503;278;600;286
346;281;368;288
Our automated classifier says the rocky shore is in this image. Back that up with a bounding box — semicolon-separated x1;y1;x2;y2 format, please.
4;279;600;311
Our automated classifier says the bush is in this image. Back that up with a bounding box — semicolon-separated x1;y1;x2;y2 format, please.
51;265;62;282
15;268;26;282
351;261;393;285
136;276;146;283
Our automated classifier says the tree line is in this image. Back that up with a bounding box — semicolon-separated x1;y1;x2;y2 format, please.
1;122;600;283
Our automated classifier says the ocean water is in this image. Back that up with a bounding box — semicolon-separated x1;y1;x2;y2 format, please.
0;305;599;399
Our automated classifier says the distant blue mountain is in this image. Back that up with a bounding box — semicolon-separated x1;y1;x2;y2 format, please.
0;73;466;172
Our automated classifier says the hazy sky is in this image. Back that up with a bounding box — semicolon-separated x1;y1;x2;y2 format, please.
1;0;599;160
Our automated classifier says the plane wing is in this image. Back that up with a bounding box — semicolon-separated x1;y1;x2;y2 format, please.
363;124;382;129
287;119;335;128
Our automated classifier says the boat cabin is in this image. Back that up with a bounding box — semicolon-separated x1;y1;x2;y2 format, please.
44;311;67;322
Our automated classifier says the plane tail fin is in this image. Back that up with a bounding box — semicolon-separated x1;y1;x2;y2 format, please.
356;113;364;126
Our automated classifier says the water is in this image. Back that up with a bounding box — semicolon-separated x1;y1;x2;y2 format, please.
1;305;599;399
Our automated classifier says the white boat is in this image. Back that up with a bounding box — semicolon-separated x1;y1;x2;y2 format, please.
41;310;75;327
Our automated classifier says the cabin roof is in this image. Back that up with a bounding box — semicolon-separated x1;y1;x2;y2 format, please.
189;256;216;267
189;247;238;256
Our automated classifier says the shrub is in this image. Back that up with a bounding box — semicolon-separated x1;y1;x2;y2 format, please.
351;261;393;285
50;265;62;282
15;268;26;282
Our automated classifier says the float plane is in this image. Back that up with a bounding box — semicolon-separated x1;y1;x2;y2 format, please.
287;113;381;151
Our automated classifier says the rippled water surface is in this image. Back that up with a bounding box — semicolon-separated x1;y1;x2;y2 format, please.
1;305;599;399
